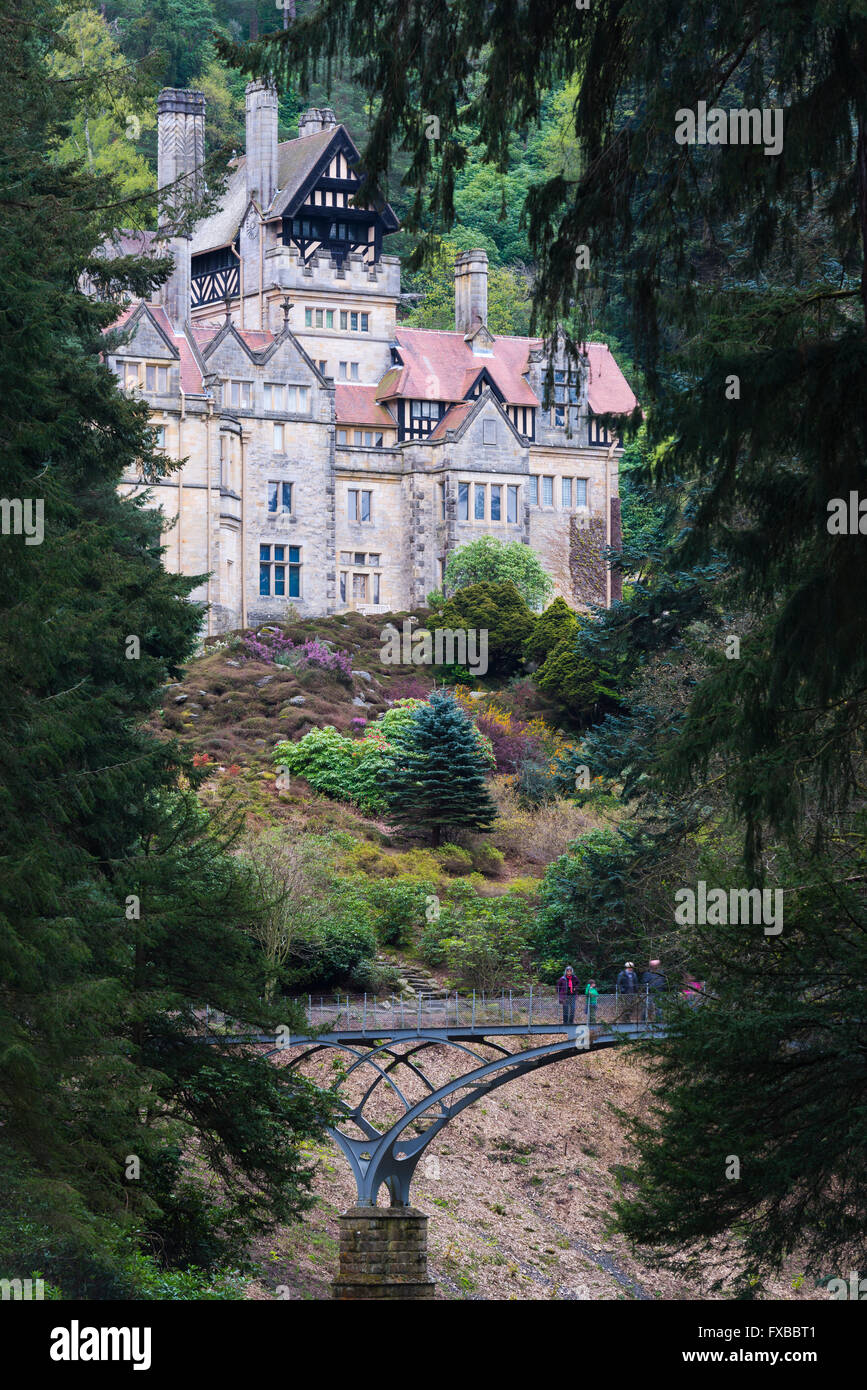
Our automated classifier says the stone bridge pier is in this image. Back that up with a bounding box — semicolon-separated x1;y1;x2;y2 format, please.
334;1207;435;1300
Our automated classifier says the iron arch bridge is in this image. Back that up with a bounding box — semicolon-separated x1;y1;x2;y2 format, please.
215;990;666;1208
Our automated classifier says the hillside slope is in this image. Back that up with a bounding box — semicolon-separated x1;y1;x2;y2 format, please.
166;618;818;1301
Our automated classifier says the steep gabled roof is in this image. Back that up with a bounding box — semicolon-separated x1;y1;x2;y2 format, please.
191;321;278;361
190;319;329;387
105;302;205;393
426;388;525;444
584;343;639;416
379;328;638;418
190;124;398;255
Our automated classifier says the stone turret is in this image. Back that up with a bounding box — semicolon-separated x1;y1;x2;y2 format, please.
157;88;205;327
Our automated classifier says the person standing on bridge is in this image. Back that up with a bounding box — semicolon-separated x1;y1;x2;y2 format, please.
585;978;598;1025
616;960;639;1022
558;966;580;1024
641;959;667;1022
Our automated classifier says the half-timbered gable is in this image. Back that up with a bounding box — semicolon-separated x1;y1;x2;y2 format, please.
98;85;638;629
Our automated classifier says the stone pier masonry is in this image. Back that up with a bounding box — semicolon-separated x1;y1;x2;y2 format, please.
333;1207;436;1300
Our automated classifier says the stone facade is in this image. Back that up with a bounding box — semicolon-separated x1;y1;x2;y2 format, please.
333;1207;436;1300
104;87;638;632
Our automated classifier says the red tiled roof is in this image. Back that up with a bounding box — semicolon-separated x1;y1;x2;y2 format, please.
386;328;539;407
585;342;639;416
236;329;274;352
190;325;220;351
381;329;637;417
191;325;276;355
427;401;473;441
335;385;396;428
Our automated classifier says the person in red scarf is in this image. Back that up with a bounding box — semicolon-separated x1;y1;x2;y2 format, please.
557;965;580;1023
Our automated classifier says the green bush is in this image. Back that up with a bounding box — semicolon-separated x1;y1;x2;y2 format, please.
436;843;475;874
420;881;532;988
438;581;536;675
274;700;428;813
471;842;506;876
285;911;378;990
444;536;553;609
525;596;579;665
532;829;639;975
535;632;619;716
362;876;437;947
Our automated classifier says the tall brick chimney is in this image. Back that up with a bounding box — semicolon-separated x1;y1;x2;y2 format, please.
454;249;489;334
157;87;205;327
245;80;279;208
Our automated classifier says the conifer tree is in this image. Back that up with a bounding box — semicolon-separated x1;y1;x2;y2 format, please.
379;693;496;847
0;0;331;1295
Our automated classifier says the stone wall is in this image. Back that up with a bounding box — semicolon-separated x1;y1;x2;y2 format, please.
333;1207;436;1300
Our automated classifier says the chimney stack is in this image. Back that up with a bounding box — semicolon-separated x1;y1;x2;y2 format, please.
454;249;488;334
157;88;205;326
245;80;279;208
298;107;337;138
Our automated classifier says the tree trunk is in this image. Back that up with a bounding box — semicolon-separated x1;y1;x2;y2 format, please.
430;823;441;848
858;114;867;325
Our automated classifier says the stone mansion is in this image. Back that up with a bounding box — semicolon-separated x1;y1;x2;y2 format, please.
102;85;638;633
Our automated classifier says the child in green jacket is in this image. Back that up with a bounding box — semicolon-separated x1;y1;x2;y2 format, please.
585;979;598;1024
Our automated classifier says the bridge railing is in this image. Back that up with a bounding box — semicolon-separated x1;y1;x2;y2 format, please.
298;988;664;1033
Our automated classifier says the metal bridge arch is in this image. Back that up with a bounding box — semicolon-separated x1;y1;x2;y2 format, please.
268;1023;635;1207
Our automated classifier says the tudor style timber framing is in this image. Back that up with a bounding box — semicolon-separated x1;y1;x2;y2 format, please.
97;84;638;632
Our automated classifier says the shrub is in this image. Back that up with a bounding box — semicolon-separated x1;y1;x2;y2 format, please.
285;912;378;990
444;536;553;609
436;843;475;874
362;877;437;947
468;701;544;773
420;882;532;989
535;628;620;718
349;957;403;993
532;828;637;973
242;629;353;682
471;843;506;877
438;581;535;676
514;759;559;808
387;675;432;700
524;597;579;665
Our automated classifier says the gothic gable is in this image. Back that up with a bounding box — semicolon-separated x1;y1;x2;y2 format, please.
113;303;179;361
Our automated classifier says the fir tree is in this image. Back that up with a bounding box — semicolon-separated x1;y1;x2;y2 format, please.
0;0;331;1295
380;693;496;847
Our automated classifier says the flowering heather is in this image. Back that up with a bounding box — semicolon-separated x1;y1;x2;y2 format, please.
241;630;353;681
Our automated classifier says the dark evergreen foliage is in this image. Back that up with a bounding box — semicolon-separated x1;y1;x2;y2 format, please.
379;692;497;846
0;0;332;1295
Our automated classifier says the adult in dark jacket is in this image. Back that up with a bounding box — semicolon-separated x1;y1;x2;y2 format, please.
557;966;580;1024
641;960;667;1022
616;961;639;1022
